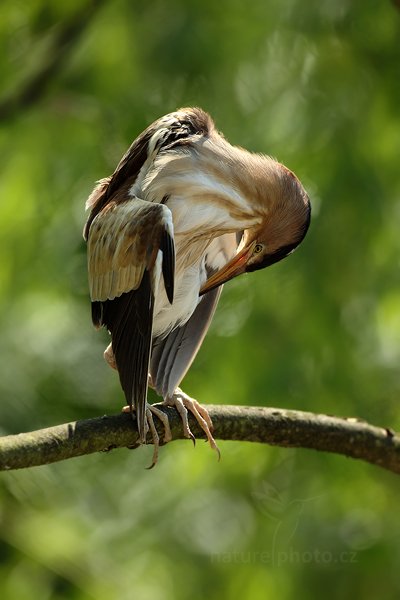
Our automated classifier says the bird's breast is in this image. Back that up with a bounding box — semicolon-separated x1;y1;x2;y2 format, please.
152;231;238;338
153;257;206;338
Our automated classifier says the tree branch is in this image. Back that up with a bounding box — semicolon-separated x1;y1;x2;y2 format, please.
0;405;399;474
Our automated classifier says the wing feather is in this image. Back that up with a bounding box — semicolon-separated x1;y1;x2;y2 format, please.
160;228;175;304
86;197;175;442
87;198;173;303
150;286;222;398
101;273;154;443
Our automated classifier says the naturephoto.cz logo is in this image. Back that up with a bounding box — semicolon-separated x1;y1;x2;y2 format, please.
211;548;358;566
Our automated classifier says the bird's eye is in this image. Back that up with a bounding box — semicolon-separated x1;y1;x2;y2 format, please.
254;244;263;254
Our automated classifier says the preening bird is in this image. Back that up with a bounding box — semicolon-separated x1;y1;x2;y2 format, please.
84;107;310;466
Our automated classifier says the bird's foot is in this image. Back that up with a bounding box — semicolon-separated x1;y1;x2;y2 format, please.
161;388;220;460
122;389;220;465
122;402;172;468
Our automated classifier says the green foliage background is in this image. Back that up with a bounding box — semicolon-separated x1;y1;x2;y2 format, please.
1;1;400;598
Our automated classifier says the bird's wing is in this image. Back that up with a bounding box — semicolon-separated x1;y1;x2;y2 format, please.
150;232;237;398
83;107;213;241
150;286;222;398
88;199;174;304
87;197;175;442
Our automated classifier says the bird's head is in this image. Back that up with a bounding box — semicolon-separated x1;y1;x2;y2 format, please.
200;161;311;294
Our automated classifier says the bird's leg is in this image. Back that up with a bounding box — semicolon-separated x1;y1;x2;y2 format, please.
105;347;171;440
120;400;173;468
105;345;170;447
121;398;172;467
104;343;117;370
105;346;219;462
106;344;171;466
160;388;220;460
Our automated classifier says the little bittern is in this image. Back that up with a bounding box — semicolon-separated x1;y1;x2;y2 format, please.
84;107;310;466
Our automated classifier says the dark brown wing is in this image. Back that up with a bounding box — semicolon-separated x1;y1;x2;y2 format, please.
101;275;154;444
86;198;175;442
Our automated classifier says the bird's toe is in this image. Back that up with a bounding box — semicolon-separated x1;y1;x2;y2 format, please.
147;403;172;444
144;405;160;468
164;389;220;460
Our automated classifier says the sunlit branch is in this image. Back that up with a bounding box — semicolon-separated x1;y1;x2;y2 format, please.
0;405;399;474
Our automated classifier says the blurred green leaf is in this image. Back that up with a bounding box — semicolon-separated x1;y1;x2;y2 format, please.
1;0;400;598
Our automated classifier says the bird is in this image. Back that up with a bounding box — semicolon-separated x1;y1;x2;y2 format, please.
84;107;311;466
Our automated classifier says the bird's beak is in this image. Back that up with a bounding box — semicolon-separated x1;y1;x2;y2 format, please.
200;241;256;295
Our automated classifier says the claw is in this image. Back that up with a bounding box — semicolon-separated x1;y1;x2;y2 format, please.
162;388;220;459
121;402;171;467
145;406;160;468
120;388;220;465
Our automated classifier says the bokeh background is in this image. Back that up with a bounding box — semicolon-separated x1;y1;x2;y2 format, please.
1;0;400;598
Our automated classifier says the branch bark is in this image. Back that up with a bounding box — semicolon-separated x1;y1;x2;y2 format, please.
0;405;399;474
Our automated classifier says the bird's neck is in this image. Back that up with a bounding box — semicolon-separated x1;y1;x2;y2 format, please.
137;149;263;237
